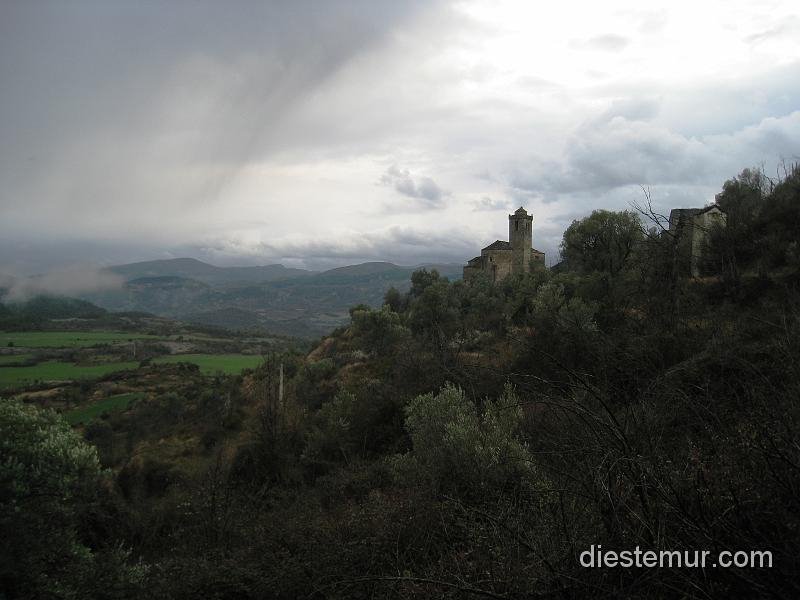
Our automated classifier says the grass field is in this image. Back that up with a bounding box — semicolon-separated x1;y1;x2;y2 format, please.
0;331;160;348
0;360;139;389
66;391;145;425
152;353;263;375
0;354;33;365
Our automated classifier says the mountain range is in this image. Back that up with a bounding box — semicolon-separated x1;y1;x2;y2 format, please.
79;258;462;338
108;258;312;285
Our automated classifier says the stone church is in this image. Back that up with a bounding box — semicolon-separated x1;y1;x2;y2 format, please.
463;207;545;282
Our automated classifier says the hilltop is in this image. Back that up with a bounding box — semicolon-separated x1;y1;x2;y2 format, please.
108;258;312;285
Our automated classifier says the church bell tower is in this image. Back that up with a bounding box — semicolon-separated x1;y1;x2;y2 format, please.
509;207;533;275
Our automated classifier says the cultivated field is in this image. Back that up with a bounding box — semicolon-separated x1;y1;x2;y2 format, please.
0;360;140;389
152;353;264;375
0;354;263;389
0;354;32;365
0;331;160;348
66;392;146;425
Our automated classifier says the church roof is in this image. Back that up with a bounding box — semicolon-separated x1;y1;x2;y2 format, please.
483;240;511;251
513;206;528;215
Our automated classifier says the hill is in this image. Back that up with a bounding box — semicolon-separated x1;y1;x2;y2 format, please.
108;258;313;285
0;295;108;330
83;260;463;337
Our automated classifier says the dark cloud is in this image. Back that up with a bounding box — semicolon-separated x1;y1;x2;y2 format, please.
380;165;447;208
0;1;797;274
0;1;439;239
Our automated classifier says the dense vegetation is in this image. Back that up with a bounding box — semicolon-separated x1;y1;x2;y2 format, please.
0;296;107;330
2;166;799;599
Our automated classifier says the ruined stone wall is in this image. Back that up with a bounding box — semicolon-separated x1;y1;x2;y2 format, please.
690;208;727;277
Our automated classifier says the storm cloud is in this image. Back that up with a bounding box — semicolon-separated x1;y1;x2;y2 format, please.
1;0;798;273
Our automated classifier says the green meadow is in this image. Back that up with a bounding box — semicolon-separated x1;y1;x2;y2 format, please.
0;354;33;366
0;354;260;389
66;391;145;425
152;353;263;375
0;331;159;348
0;361;139;389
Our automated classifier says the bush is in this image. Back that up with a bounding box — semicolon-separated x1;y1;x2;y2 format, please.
398;383;535;498
0;398;142;597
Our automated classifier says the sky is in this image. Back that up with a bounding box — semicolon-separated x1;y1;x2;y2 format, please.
1;0;799;279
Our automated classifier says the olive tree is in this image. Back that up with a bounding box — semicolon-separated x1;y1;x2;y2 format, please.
0;398;143;598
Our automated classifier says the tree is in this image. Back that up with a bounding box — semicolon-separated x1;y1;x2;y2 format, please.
409;268;442;297
407;278;461;359
350;305;410;357
560;209;643;277
706;167;769;280
0;398;143;598
383;286;405;312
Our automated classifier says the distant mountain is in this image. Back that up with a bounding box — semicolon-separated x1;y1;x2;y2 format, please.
83;260;463;338
318;261;408;277
108;258;313;285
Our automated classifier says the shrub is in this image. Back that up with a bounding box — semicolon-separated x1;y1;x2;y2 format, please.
398;383;535;497
0;398;143;597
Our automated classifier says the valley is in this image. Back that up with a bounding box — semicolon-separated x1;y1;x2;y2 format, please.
80;258;463;337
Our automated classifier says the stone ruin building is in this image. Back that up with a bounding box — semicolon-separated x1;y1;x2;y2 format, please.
668;204;727;277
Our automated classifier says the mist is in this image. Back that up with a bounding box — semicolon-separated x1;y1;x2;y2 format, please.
0;266;123;303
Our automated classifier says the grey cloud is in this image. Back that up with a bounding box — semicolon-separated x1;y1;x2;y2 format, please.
472;196;513;211
2;266;123;303
704;111;800;166
600;97;660;122
380;165;447;207
0;1;797;274
0;272;17;290
0;1;438;239
746;16;800;44
235;225;475;269
588;61;800;137
511;111;800;197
